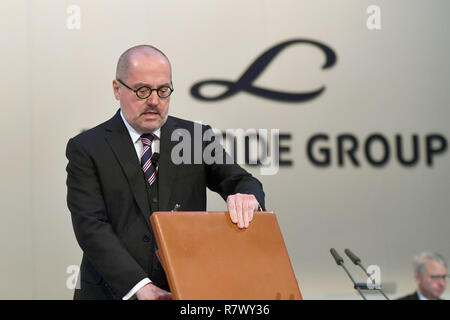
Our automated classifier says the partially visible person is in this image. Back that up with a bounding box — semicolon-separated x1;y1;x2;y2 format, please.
398;252;448;300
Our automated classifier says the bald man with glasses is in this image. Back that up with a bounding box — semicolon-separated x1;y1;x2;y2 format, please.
66;45;265;300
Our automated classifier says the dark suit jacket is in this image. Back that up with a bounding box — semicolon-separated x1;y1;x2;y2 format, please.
397;291;420;300
66;110;265;299
397;291;443;300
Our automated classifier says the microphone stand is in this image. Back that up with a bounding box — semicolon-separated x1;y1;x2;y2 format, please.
344;249;390;300
330;248;367;300
355;261;389;300
339;261;367;300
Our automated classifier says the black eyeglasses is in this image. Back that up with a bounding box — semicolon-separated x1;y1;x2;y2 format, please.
117;79;174;99
430;274;450;281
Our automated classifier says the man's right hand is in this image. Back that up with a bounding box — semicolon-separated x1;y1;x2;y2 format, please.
135;283;172;300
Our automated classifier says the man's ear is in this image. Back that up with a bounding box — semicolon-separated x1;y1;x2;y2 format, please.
414;272;421;284
112;80;120;100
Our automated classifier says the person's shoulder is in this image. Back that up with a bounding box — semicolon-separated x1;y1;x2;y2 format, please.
397;291;419;300
166;115;212;131
68;112;119;146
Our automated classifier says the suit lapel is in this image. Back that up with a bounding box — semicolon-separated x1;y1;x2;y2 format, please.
104;111;152;228
158;117;179;211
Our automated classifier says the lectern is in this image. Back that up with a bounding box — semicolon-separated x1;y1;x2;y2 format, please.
150;211;302;300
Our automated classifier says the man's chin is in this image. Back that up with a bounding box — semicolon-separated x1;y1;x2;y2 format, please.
434;291;444;298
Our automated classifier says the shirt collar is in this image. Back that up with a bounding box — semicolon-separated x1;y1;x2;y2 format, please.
417;290;429;300
120;109;161;143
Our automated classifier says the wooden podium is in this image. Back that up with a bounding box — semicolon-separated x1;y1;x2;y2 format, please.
150;211;302;300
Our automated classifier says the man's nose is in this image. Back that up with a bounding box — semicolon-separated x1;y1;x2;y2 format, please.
436;278;446;288
146;90;159;105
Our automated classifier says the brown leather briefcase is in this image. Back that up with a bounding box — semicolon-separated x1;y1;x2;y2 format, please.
150;211;302;300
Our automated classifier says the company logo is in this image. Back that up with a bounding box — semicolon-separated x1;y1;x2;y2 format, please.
190;39;337;102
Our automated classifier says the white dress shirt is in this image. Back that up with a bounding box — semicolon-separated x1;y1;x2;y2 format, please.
417;290;429;300
120;110;160;158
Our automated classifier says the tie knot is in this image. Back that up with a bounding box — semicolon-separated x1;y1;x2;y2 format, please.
141;133;154;146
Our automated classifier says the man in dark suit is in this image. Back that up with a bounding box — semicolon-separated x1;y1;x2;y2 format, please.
66;45;265;300
398;252;447;300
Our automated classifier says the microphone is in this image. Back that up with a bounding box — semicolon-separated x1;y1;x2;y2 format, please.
151;152;160;167
330;248;344;265
329;248;367;300
344;248;360;265
150;152;160;209
150;152;182;213
344;248;390;300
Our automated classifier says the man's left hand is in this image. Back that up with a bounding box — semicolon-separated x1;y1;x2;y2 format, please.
226;193;259;229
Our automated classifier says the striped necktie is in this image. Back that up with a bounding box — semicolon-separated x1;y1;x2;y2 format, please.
140;133;157;186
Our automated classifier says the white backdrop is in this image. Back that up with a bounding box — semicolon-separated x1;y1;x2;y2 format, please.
0;0;449;299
